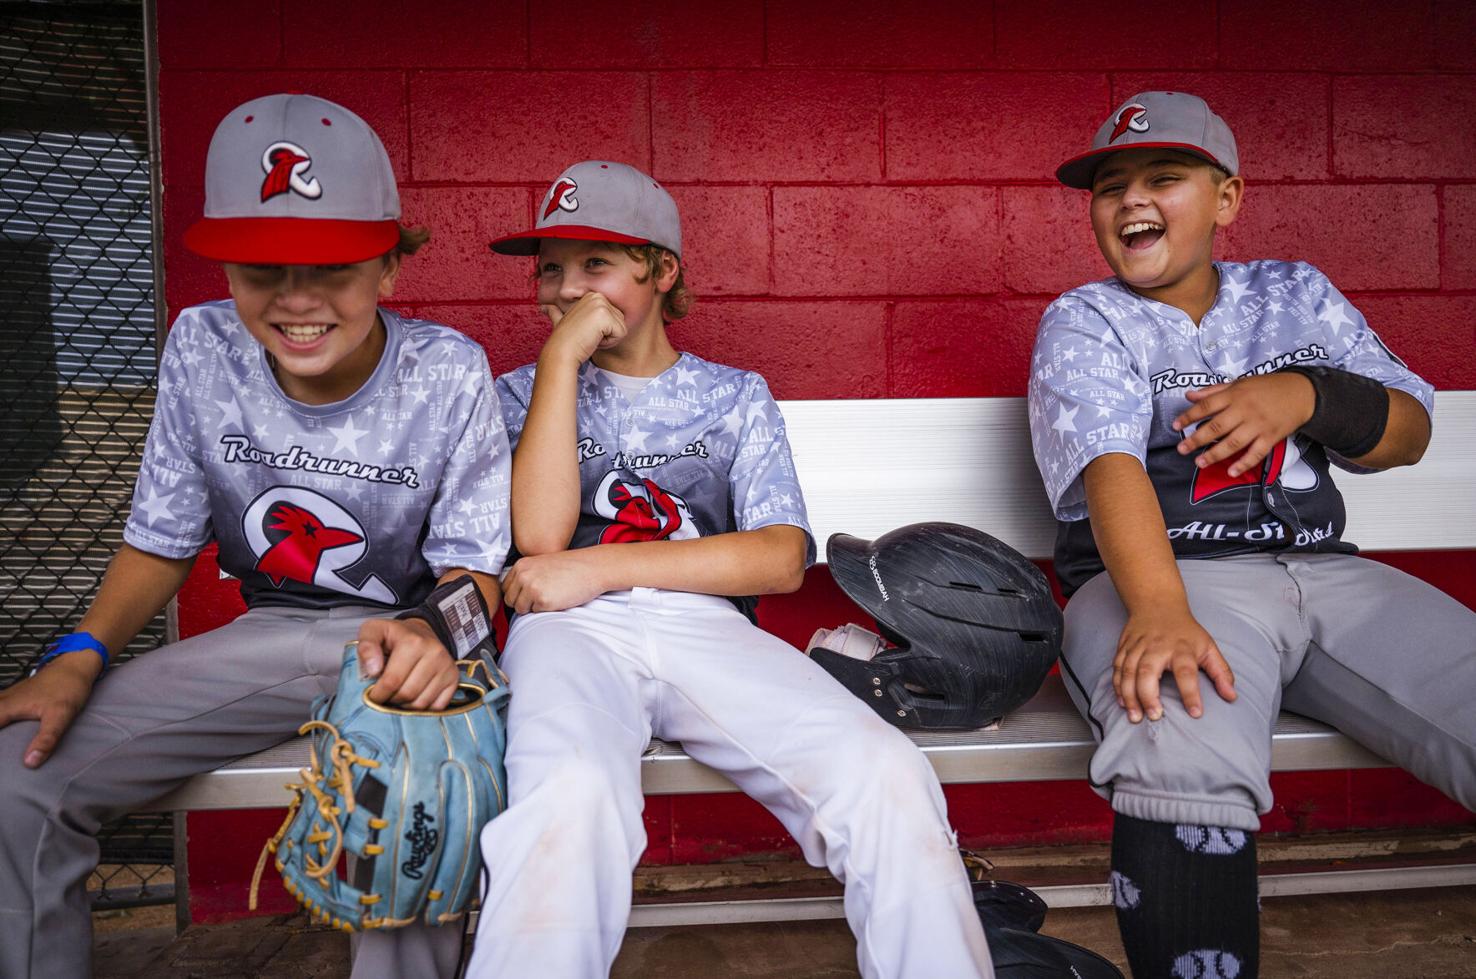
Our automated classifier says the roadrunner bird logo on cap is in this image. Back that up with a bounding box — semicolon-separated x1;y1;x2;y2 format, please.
543;177;579;218
1109;103;1149;143
260;141;323;202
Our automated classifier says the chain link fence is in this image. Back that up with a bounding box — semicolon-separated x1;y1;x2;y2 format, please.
1;0;172;909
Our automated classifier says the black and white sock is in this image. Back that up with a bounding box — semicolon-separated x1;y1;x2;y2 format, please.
1109;814;1259;978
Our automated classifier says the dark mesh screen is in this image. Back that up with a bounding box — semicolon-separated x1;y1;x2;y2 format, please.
1;0;173;910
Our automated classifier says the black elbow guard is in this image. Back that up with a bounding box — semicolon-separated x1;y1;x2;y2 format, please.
1280;365;1390;458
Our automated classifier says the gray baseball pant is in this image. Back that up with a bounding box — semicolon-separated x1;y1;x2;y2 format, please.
1060;553;1476;831
0;605;464;979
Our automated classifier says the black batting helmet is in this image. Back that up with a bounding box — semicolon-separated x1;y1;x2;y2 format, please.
817;522;1062;731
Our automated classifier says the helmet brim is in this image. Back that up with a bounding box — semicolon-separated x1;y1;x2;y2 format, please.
825;532;884;608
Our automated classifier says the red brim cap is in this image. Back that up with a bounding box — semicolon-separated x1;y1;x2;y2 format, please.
1056;142;1226;189
184;217;400;264
489;225;651;256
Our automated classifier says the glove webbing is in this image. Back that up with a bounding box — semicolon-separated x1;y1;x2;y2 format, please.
249;719;387;929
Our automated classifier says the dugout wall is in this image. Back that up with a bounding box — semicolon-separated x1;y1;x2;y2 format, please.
139;0;1476;923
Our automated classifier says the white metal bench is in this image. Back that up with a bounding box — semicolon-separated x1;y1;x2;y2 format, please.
147;392;1476;916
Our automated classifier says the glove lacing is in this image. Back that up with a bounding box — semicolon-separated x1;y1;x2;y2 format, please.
249;719;382;920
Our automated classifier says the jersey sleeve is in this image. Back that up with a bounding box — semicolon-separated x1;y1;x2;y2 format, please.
730;374;816;566
123;314;213;558
1299;266;1436;472
1303;266;1435;414
492;370;531;453
421;355;512;577
1028;296;1153;521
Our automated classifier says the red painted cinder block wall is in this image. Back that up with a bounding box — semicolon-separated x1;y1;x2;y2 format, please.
153;0;1476;921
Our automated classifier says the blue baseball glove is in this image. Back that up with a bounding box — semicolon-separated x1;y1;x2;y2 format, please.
252;642;510;932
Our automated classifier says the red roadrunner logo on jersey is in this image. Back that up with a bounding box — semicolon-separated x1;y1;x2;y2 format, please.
260;140;323;203
256;502;363;585
1109;103;1149;143
1189;434;1318;504
242;486;397;603
593;470;698;544
543;177;578;218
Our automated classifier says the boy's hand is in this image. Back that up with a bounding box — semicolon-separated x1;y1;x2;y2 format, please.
541;292;627;367
1115;606;1237;723
355;618;460;710
501;550;608;615
0;651;100;768
1173;372;1316;477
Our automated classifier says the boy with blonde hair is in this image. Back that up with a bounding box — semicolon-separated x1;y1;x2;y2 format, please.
469;160;994;978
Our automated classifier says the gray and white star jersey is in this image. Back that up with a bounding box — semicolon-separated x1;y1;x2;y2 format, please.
125;302;511;610
1028;260;1434;596
496;353;813;612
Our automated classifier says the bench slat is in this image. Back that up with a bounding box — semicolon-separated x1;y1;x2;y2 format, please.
144;675;1387;812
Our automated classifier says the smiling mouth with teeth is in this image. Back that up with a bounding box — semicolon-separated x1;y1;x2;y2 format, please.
1120;221;1166;250
276;323;333;344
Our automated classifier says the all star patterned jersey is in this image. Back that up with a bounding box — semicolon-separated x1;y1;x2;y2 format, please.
495;353;814;613
124;301;511;610
1028;261;1434;596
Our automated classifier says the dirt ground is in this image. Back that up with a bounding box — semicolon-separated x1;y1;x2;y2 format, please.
92;884;1476;978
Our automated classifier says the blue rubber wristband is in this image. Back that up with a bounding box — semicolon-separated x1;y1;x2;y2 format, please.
32;632;110;678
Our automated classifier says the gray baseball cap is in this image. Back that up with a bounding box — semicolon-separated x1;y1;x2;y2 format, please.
490;161;681;258
1056;91;1239;190
184;93;401;264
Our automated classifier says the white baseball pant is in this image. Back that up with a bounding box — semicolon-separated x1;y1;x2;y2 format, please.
466;587;993;979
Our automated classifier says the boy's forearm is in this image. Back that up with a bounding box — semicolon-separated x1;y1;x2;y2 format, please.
510;351;585;554
1082;454;1190;615
1341;388;1430;470
74;543;197;667
438;567;502;612
584;526;808;597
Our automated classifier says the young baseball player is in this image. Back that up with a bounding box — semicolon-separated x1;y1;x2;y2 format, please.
1029;91;1476;977
467;160;994;978
0;94;510;978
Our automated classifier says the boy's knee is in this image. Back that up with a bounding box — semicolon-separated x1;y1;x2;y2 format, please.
0;736;56;821
538;749;621;793
865;724;939;788
1091;704;1272;828
513;755;640;829
0;761;69;868
482;754;646;867
816;720;948;823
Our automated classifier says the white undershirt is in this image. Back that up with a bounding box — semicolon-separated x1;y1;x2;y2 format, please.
595;367;655;401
